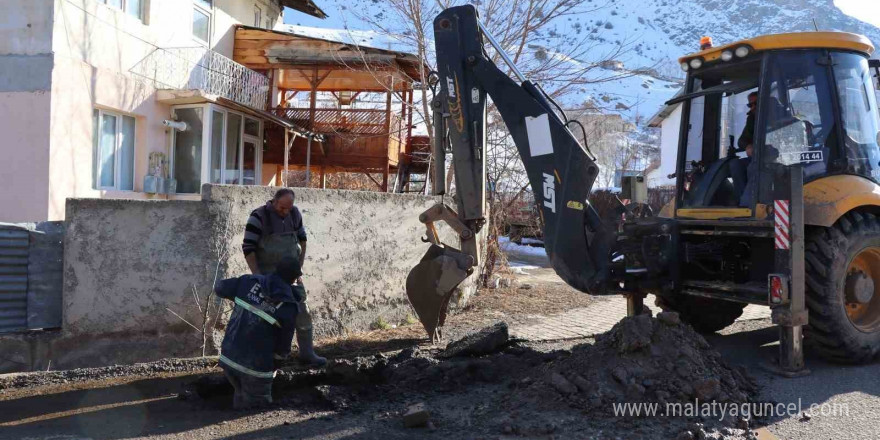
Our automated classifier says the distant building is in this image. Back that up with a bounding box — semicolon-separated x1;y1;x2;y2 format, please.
0;0;327;222
570;110;657;188
646;90;683;188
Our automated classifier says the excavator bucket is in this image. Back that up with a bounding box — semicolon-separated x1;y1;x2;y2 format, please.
406;244;472;341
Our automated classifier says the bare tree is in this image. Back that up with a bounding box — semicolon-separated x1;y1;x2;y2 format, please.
340;0;646;284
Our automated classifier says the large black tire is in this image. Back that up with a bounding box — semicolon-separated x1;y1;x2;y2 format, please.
804;211;880;363
654;295;746;333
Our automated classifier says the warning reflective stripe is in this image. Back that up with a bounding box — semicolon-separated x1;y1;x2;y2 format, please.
234;297;280;327
219;354;276;379
775;200;791;250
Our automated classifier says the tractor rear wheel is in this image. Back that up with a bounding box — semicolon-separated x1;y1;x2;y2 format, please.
805;211;880;363
654;295;746;333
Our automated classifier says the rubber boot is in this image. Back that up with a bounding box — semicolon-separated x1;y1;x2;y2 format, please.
296;328;327;367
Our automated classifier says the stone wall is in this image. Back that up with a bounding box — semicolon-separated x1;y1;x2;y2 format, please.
0;185;486;372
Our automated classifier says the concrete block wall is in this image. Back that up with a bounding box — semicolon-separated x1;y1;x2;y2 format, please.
202;184;485;338
59;199;213;369
0;186;486;372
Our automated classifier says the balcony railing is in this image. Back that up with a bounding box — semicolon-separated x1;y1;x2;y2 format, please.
272;107;402;135
131;47;269;110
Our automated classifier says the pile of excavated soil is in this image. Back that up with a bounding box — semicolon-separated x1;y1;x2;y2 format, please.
528;312;758;414
503;312;763;438
310;314;762;438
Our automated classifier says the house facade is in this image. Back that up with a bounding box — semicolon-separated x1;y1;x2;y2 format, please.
0;0;325;222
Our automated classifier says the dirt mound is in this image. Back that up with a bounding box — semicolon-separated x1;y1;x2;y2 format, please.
530;312;758;412
174;316;760;438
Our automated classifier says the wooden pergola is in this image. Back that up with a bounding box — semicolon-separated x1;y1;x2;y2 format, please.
233;25;429;191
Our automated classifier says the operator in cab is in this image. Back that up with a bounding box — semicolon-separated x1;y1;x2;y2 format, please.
215;256;302;409
730;91;758;207
242;188;326;367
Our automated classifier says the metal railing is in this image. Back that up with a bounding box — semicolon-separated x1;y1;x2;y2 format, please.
131;47;269;110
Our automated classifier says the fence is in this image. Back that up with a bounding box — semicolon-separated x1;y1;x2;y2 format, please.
0;223;63;333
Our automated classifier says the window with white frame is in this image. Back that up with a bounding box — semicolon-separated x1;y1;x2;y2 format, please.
192;0;212;44
92;109;136;191
254;6;262;27
172;104;262;194
97;0;143;21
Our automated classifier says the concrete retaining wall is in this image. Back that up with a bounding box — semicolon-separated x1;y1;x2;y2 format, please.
0;185;486;372
203;185;484;337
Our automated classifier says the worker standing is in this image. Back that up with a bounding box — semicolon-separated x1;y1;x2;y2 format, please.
242;188;326;367
215;256;302;409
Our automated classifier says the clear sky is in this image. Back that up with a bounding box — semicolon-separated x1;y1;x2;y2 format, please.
285;1;880;32
834;0;880;28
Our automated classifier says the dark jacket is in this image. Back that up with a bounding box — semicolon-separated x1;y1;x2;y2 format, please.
242;202;308;257
738;110;755;150
215;274;302;378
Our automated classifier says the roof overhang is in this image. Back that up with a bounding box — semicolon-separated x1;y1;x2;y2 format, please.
647;88;684;127
280;0;327;19
156;89;321;138
680;32;874;65
234;25;427;82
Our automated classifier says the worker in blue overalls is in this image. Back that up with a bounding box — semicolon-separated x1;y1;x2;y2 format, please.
215;256;302;409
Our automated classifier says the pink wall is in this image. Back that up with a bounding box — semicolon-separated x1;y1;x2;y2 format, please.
0;91;52;222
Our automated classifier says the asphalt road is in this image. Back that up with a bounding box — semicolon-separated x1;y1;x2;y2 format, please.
709;320;880;440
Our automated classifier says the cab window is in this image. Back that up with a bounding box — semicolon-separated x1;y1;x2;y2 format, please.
832;53;880;181
761;51;837;185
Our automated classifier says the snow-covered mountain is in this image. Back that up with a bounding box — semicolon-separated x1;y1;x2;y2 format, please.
528;0;880;122
285;0;880;125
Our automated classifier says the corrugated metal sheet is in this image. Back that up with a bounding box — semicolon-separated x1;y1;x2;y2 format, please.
0;226;29;333
27;222;63;329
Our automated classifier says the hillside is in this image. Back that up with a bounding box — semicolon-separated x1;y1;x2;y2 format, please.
287;0;880;125
531;0;880;121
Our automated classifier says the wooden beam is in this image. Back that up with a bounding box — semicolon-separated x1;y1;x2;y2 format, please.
384;89;392;134
279;88;289;108
309;67;318;130
382;160;390;192
363;171;382;189
406;90;414;143
283;130;297;186
266;69;275;110
283;129;289;186
314;69;332;88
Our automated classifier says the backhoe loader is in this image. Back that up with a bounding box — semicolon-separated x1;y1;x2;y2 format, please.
406;4;880;373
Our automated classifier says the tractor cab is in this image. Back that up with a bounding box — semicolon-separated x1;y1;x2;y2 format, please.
629;32;880;371
669;32;880;221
